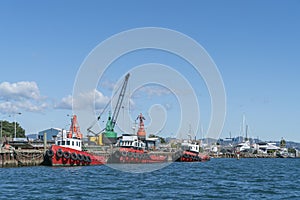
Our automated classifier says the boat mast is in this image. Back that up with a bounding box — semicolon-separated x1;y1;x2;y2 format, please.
245;124;248;141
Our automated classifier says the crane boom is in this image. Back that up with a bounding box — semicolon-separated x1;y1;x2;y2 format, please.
111;73;130;128
86;73;130;137
102;73;130;144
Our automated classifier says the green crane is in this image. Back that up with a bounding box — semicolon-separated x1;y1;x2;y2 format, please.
87;73;130;145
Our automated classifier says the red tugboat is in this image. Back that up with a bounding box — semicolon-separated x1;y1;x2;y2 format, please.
109;134;167;163
108;113;168;164
174;140;210;162
43;115;106;166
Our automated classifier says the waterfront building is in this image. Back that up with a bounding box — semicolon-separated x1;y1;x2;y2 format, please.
38;128;61;141
252;142;280;154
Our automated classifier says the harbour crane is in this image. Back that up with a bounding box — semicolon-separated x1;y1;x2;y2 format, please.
87;73;130;145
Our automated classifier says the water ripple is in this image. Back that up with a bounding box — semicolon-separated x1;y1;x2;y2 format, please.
0;159;300;199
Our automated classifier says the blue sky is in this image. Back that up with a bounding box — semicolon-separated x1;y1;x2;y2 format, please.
0;1;299;142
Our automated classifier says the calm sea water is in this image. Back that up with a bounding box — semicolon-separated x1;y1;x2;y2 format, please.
0;158;299;199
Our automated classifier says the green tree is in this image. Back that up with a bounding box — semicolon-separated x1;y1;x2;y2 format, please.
280;138;286;148
149;134;166;144
0;120;25;138
288;148;296;154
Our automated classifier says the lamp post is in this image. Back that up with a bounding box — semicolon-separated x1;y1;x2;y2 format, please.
13;112;22;139
0;120;2;142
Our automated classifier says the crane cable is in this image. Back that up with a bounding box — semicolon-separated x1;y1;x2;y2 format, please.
86;79;124;134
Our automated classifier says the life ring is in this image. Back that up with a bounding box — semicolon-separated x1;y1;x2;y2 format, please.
86;156;91;163
133;153;138;158
46;149;54;157
183;154;189;159
121;151;127;157
63;151;71;159
128;152;133;157
56;149;63;158
71;152;78;161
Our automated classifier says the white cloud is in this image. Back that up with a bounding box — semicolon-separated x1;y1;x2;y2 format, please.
0;81;41;100
0;100;48;114
0;101;18;114
94;89;110;109
54;95;73;110
56;89;110;110
129;98;135;108
164;103;172;110
134;85;171;98
99;80;116;91
0;81;48;114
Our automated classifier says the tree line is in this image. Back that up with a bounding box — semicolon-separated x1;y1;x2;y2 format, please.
0;120;25;138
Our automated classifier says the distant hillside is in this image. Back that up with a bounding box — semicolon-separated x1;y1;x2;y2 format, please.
269;141;300;150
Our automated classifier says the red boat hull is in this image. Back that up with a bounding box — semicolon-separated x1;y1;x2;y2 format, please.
174;150;210;162
108;148;168;164
43;145;106;166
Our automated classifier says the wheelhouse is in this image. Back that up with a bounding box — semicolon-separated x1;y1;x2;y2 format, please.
55;129;82;151
181;141;200;153
118;134;146;150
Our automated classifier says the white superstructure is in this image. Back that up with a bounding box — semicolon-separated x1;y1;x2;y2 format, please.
55;129;82;151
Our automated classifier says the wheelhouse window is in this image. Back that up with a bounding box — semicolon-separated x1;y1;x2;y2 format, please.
72;141;74;146
58;141;61;145
62;141;65;145
67;141;70;145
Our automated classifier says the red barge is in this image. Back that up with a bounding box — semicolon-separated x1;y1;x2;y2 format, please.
43;115;106;166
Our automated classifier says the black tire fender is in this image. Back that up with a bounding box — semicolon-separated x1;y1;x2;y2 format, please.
46;149;54;157
63;151;71;159
86;156;92;163
56;149;63;158
77;154;84;161
71;152;78;161
121;151;127;157
114;151;121;158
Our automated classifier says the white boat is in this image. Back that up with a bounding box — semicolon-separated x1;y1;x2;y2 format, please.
236;140;251;152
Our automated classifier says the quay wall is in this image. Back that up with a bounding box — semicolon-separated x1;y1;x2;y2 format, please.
0;149;44;168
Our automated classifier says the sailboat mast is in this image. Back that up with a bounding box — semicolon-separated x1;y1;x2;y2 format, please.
245;125;248;141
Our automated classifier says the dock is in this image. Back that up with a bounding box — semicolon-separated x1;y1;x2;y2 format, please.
0;148;44;167
0;137;48;167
